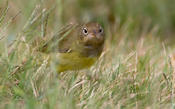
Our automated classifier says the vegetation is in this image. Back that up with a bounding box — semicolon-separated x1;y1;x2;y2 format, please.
0;0;175;108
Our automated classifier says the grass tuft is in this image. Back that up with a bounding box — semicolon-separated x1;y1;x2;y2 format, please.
0;0;175;109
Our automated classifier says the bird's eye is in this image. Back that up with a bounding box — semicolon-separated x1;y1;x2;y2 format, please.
82;28;88;35
99;28;103;33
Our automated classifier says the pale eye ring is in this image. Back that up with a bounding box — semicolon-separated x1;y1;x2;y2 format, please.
82;28;88;35
99;27;103;33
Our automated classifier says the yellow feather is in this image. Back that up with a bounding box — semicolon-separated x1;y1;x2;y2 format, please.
52;52;98;72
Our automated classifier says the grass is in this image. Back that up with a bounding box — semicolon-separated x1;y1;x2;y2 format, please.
0;0;175;109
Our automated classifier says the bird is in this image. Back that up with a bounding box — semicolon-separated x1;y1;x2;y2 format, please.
40;22;105;72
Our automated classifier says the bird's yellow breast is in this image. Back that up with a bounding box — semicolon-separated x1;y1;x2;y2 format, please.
53;52;98;72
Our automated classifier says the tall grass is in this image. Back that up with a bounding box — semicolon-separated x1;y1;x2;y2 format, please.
0;0;175;109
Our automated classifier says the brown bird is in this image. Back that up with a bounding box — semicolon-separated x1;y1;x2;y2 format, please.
41;22;105;72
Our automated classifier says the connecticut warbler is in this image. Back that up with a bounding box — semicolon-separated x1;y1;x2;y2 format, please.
41;22;105;72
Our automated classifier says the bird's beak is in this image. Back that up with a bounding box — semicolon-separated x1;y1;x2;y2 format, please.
89;33;96;38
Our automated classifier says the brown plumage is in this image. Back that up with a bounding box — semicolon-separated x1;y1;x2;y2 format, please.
40;22;105;72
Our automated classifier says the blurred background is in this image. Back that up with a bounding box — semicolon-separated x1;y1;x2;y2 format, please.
0;0;175;42
1;1;175;108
